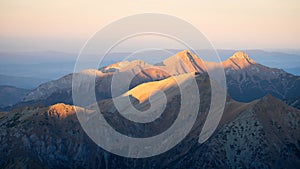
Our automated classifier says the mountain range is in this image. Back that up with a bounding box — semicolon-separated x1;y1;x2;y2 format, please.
10;50;300;110
0;50;300;168
0;73;299;168
0;74;49;89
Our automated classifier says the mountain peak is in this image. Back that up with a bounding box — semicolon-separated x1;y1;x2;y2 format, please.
176;49;196;59
222;51;256;70
229;51;255;63
161;50;206;74
180;49;193;54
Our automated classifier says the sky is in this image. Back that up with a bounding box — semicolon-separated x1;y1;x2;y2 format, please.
0;0;299;53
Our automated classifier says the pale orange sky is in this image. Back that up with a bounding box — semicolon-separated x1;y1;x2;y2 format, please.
0;0;299;52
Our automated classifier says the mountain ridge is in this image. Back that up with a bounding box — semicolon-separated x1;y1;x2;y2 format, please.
12;50;300;109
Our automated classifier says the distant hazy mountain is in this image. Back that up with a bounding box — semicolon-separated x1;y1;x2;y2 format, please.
1;74;299;169
0;85;30;110
285;67;300;76
16;50;300;109
0;74;49;89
